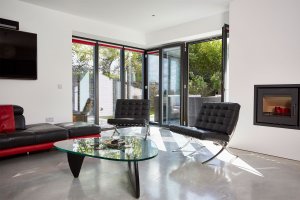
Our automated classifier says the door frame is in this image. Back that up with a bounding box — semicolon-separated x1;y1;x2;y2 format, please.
145;43;185;127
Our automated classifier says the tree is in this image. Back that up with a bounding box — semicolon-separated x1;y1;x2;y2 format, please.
72;43;93;111
210;71;222;95
125;51;143;98
188;40;222;96
99;47;120;80
188;72;209;96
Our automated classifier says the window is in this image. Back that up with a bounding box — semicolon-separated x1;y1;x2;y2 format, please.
72;39;95;123
147;50;160;123
98;43;122;124
125;48;144;99
72;38;146;125
188;39;222;125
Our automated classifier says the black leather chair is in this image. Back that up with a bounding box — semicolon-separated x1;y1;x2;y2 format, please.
170;102;240;164
107;99;150;139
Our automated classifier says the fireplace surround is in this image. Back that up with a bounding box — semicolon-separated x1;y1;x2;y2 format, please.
254;84;300;129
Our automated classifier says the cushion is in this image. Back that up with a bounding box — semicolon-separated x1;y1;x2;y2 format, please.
107;118;146;126
13;105;24;115
169;125;230;142
26;123;68;143
14;115;26;130
0;134;10;150
55;122;101;138
0;105;15;133
114;99;150;120
194;103;240;135
0;131;37;150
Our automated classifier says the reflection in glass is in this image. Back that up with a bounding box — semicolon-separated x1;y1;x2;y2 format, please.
162;47;181;125
263;96;292;116
147;51;160;123
55;136;158;161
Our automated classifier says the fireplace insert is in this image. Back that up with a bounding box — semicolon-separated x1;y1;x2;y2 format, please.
254;85;299;129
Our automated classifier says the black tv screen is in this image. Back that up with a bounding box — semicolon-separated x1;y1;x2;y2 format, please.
0;29;37;80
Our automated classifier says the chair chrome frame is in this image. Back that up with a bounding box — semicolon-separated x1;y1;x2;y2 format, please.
111;122;150;140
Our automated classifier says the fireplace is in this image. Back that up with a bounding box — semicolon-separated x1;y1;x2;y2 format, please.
254;85;299;129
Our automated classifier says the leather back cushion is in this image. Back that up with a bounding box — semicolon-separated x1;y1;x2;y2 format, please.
194;103;240;135
115;99;150;120
13;105;26;130
13;105;24;115
14;115;26;130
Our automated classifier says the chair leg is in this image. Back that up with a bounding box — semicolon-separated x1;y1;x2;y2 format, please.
225;147;239;162
144;123;150;140
111;126;121;137
201;146;226;164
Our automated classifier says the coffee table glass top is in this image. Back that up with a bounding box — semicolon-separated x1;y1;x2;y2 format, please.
54;136;158;162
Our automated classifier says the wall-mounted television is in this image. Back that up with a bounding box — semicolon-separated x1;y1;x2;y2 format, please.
0;28;37;80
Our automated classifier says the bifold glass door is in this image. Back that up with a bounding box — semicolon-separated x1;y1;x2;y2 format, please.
147;50;160;123
185;24;229;126
98;43;121;126
125;48;144;99
72;24;228;127
187;39;222;126
72;38;145;126
72;39;96;123
161;46;182;126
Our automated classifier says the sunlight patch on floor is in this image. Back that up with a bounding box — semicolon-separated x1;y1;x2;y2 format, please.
199;140;264;177
148;127;167;151
170;132;197;156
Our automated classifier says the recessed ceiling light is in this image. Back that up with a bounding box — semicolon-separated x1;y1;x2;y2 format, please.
152;14;156;17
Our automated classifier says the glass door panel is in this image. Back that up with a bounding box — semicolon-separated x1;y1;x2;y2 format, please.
188;39;222;126
98;44;121;126
125;49;143;99
72;40;95;123
162;46;181;125
223;24;230;102
147;51;160;123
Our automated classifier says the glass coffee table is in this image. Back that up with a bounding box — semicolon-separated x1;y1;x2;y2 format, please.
54;136;158;198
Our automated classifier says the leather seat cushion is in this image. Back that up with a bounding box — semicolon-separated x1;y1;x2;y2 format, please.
0;134;11;150
26;123;68;143
0;131;36;150
107;118;146;126
170;125;229;142
55;122;101;138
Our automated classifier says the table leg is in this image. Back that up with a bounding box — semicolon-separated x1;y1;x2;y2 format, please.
128;161;140;198
67;153;85;178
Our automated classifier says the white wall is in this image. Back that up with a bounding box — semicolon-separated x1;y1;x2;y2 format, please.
229;0;300;161
146;12;229;48
0;0;144;124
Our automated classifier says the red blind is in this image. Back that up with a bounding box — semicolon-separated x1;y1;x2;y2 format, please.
99;43;122;49
124;47;144;54
72;38;96;46
147;50;159;55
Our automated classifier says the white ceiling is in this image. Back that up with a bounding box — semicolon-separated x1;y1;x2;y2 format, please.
20;0;229;33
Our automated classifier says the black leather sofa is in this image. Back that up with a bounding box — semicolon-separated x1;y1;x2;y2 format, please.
0;105;101;157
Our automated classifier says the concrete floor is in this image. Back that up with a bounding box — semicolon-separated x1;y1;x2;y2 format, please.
1;127;300;200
